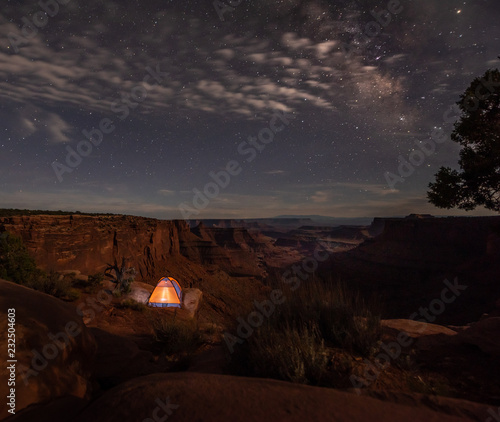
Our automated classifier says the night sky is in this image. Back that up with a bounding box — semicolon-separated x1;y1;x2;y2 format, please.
1;0;499;219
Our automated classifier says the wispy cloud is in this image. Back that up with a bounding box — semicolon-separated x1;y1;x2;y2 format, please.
0;3;414;128
335;182;400;196
311;190;330;203
264;170;287;175
158;189;175;196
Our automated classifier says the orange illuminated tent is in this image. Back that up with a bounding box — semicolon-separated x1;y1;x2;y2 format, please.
148;276;182;308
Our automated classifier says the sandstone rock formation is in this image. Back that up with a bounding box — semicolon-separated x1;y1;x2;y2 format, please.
381;319;458;351
456;317;500;356
0;215;189;281
89;328;156;388
182;288;202;318
0;279;96;419
70;372;484;422
358;216;500;270
326;216;500;324
124;281;154;304
0;214;275;283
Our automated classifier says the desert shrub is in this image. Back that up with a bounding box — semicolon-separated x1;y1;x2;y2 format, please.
393;349;420;372
239;323;329;384
121;281;133;294
403;372;452;397
26;271;78;301
87;272;104;290
229;279;381;385
314;283;381;357
65;288;81;301
73;272;104;293
0;234;79;300
0;232;38;284
272;281;381;357
152;316;201;356
118;298;146;312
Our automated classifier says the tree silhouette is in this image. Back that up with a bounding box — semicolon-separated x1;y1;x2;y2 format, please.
105;257;136;294
427;69;500;212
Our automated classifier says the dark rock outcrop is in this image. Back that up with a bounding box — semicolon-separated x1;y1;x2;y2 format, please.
0;279;96;419
326;216;500;324
359;216;500;270
73;372;478;422
456;317;500;356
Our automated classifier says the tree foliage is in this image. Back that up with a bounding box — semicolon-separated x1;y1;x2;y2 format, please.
0;232;38;284
0;232;78;300
427;69;500;212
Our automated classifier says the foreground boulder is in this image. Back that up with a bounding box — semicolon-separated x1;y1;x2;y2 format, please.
381;319;458;350
182;288;202;318
124;281;153;304
74;372;475;422
456;317;500;356
0;280;96;420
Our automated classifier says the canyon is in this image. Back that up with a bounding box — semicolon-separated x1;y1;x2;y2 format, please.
2;212;500;421
2;214;499;324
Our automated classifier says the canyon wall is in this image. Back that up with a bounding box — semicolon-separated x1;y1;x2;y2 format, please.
0;214;276;282
0;215;193;281
356;216;500;270
326;216;500;324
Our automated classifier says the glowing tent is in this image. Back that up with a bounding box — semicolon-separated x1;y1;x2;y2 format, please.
148;276;182;308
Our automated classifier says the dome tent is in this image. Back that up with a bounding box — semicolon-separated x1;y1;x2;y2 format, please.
148;276;182;308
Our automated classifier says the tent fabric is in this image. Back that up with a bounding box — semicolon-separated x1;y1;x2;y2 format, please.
148;277;182;308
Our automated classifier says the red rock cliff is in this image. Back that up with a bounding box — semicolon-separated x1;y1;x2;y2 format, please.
0;215;196;281
0;214;274;282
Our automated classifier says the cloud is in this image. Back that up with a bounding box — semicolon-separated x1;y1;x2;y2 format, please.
248;53;267;63
0;185;493;220
281;33;313;50
0;2;415;131
264;170;287;175
44;112;72;143
158;189;175;196
1;105;72;144
383;54;408;64
311;190;330;203
335;182;400;196
314;41;338;58
215;49;235;60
